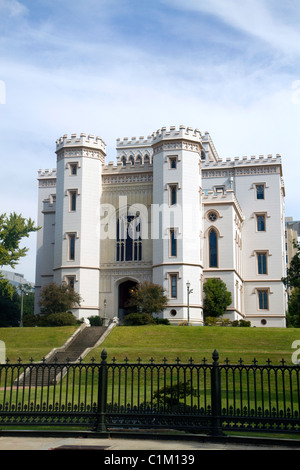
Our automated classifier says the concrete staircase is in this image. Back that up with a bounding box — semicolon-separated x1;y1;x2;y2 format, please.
49;326;107;363
16;325;110;386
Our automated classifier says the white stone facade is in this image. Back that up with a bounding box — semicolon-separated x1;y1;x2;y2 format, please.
34;127;287;327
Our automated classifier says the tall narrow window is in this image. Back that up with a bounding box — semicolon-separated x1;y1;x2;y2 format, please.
170;229;177;257
256;214;266;232
68;234;76;261
256;184;265;200
258;289;269;310
209;229;218;268
170;185;177;206
169;157;177;169
170;274;177;298
257;252;267;274
69;191;77;212
69;163;78;175
66;276;76;289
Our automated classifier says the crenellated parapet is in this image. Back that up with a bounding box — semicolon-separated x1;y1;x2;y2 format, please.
202;188;244;220
152;125;202;143
116;135;153;165
203;153;281;167
55;133;106;162
202;154;282;178
38;169;57;188
151;125;203;156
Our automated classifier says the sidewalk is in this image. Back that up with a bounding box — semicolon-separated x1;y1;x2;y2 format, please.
0;433;299;451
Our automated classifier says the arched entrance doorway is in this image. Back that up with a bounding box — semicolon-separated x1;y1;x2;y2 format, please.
118;280;138;321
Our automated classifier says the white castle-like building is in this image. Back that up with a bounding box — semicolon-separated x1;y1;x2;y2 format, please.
35;126;287;327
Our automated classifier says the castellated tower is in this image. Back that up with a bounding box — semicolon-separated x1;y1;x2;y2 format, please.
152;126;204;325
53;134;106;318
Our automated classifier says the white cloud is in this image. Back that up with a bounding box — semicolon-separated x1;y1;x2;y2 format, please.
1;0;300;282
163;0;300;56
0;0;28;17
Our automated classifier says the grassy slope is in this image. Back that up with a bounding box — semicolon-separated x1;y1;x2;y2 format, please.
88;325;300;365
0;325;299;365
0;326;78;362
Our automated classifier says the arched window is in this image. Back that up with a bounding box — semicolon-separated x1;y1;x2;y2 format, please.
209;229;218;268
121;157;126;166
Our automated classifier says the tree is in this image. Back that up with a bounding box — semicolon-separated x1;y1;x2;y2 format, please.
286;287;300;327
282;241;300;289
282;242;300;327
0;212;39;298
126;281;168;317
39;282;82;314
203;278;232;319
0;283;35;327
0;286;20;327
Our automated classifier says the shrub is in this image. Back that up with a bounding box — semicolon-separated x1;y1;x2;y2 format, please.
204;316;218;326
154;318;170;325
123;313;155;326
42;312;77;326
88;315;103;326
232;319;251;327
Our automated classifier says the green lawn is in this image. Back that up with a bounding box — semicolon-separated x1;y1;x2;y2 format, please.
87;325;300;365
0;326;78;362
1;324;300;366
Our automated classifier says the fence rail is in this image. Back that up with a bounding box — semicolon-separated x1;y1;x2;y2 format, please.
0;350;300;436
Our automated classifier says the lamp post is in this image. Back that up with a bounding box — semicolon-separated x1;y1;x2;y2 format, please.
103;299;107;326
186;281;193;326
19;285;28;328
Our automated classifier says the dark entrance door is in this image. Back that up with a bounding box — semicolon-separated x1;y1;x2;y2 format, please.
118;280;137;321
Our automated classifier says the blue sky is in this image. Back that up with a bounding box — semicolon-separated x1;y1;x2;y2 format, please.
1;0;300;282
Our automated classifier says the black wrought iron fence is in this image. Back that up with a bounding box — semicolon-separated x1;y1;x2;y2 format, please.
0;350;299;435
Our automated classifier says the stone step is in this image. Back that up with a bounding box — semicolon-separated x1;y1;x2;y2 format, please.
17;326;107;386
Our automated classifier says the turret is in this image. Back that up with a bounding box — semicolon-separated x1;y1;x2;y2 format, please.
53;133;106;319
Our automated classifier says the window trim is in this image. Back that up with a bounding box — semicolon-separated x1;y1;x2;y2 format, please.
65;275;76;289
68;162;79;176
169;228;177;258
255;213;267;232
67;233;76;261
169;273;178;299
208;228;218;268
256;251;269;275
69;190;77;212
168;156;178;169
116;215;142;262
257;288;269;311
255;183;265;200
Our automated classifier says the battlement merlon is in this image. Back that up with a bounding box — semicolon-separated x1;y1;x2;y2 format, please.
202;188;245;221
116;135;153;148
55;133;107;155
152;125;203;145
117;126;206;147
38;169;57;179
202;153;282;169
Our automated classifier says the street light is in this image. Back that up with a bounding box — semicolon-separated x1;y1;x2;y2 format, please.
186;281;193;326
103;299;107;326
19;285;28;328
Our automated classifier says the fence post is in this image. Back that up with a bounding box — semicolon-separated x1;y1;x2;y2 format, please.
96;349;108;433
211;349;223;436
